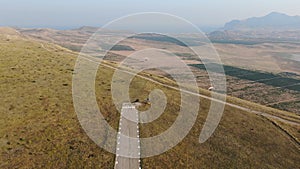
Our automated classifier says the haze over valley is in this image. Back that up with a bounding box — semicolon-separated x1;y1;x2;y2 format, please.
0;1;299;168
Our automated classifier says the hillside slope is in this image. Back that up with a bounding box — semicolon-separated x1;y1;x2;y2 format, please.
0;34;299;168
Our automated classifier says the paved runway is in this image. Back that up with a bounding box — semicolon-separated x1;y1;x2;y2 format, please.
114;103;141;169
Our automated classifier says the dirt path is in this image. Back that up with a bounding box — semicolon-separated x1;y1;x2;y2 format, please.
78;54;300;127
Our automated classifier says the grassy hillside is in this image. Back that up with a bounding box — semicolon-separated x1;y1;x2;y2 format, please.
0;35;115;168
0;34;299;168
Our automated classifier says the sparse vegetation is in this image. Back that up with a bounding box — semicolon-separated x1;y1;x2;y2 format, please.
0;32;299;168
190;63;300;114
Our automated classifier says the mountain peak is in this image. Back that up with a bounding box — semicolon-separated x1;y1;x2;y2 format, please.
223;12;300;30
267;12;287;16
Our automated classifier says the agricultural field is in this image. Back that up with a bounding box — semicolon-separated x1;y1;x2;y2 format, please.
190;64;300;114
19;27;300;114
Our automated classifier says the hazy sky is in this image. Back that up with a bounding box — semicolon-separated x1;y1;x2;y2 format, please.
1;0;300;29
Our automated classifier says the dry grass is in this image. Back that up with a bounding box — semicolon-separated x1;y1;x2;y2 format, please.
0;35;115;168
0;34;299;168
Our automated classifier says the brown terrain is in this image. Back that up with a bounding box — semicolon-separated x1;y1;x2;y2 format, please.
0;26;299;168
16;27;300;114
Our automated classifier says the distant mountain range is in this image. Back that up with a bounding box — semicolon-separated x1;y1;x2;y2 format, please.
208;12;300;43
3;12;300;46
223;12;300;31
